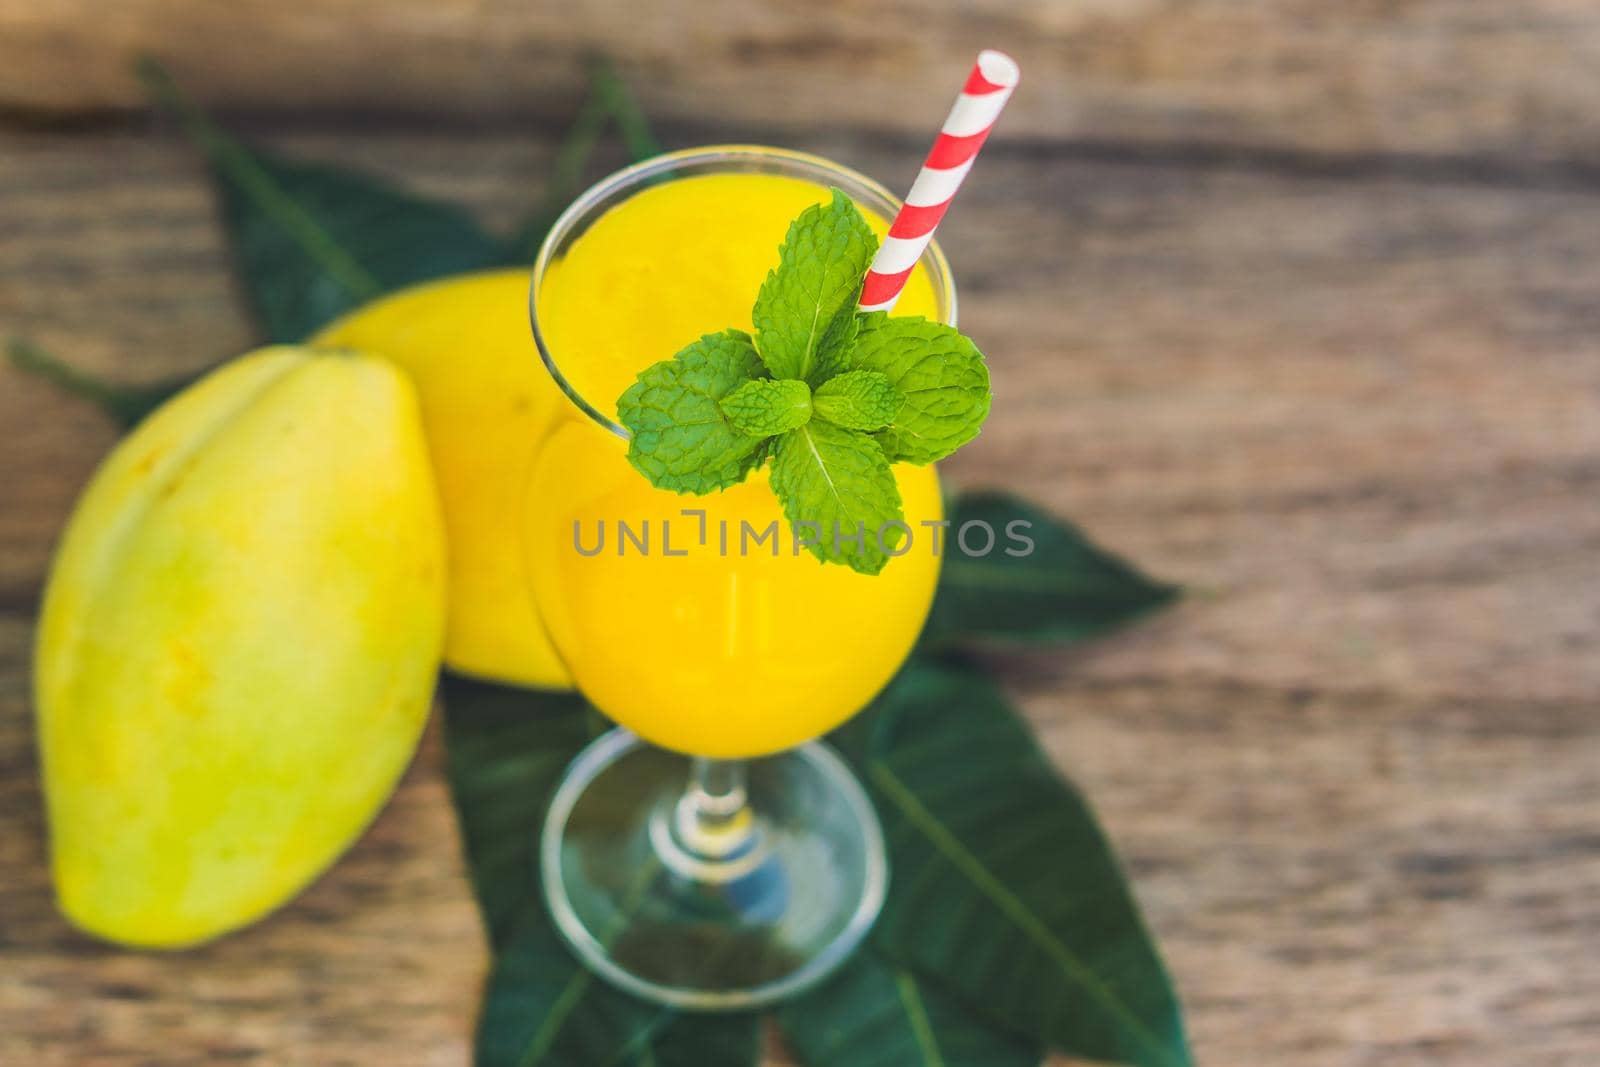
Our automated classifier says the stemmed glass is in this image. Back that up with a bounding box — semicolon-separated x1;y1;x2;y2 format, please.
523;146;956;1008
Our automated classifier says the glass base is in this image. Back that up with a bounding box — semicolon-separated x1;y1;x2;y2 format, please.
540;729;887;1010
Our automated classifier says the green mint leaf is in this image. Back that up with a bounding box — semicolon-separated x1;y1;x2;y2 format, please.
812;369;903;431
814;300;862;380
618;329;767;493
851;313;991;464
719;377;812;436
769;420;904;575
752;188;878;384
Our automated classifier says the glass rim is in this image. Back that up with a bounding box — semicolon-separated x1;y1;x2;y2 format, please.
527;144;960;440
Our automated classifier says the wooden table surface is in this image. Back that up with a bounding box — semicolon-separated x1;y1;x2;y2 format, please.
3;4;1598;1065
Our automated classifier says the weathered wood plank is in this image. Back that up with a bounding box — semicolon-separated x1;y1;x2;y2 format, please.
4;2;1600;163
1032;676;1600;1066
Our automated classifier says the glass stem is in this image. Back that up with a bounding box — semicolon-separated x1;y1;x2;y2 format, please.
673;757;758;862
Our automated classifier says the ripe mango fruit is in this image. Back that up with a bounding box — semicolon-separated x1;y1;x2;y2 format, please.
314;270;573;689
35;346;446;948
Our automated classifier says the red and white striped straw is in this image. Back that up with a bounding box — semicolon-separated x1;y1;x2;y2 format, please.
859;49;1020;313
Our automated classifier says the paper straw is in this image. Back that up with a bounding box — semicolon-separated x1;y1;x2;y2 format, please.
859;49;1020;313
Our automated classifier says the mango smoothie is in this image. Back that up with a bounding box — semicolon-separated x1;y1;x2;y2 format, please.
525;167;948;758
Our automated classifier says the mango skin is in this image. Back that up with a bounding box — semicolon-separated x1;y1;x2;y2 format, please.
314;271;572;689
35;346;446;948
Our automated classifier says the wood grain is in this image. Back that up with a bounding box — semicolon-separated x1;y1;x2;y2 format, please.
2;47;1599;1067
5;1;1600;163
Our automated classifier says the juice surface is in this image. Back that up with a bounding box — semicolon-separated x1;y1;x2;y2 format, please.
540;172;942;419
526;169;945;758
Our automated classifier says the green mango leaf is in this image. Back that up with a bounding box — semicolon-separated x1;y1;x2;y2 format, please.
441;674;672;1067
18;61;658;426
5;338;202;429
779;947;1040;1066
507;58;655;263
924;490;1180;648
444;675;761;1067
835;661;1191;1067
506;91;610;265
139;59;507;343
477;915;666;1067
441;673;592;942
628;1014;762;1067
592;59;664;164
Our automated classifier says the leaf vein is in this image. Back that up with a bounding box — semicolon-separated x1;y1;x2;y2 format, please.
894;971;948;1067
869;762;1185;1067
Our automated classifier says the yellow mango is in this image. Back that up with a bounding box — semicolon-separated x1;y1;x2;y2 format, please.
314;271;572;689
35;346;446;948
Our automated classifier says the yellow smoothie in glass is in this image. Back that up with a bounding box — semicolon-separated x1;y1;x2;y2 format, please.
524;169;948;758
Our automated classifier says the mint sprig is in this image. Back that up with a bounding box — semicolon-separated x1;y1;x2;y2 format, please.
752;190;877;384
770;420;905;573
720;377;813;436
851;313;990;463
617;329;767;493
617;188;992;574
813;369;903;431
